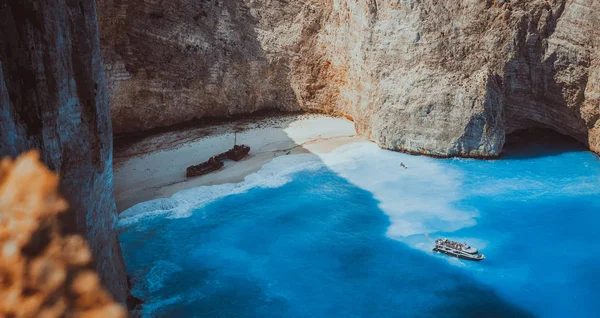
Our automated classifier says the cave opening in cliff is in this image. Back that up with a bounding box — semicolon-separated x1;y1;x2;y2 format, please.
502;128;588;159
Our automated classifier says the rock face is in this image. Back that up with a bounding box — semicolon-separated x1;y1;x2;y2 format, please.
98;0;305;133
0;1;128;302
100;0;599;157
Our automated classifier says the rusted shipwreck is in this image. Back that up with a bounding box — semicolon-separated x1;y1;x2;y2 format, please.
186;156;224;177
223;144;251;161
186;144;251;178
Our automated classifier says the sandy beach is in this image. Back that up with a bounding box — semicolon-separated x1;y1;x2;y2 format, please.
113;114;364;212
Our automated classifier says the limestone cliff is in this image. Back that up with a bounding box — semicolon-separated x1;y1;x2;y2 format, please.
0;0;128;302
100;0;599;157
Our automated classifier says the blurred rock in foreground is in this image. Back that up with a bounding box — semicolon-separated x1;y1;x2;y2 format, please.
0;151;126;318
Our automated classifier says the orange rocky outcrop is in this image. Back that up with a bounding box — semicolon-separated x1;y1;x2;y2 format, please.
0;151;126;318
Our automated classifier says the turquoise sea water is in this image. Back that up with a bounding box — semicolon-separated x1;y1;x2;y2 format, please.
120;136;600;317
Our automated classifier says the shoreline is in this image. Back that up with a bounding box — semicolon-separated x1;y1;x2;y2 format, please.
113;114;364;212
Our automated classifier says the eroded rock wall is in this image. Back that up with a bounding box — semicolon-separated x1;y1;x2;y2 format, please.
98;0;309;133
100;0;600;156
0;0;128;302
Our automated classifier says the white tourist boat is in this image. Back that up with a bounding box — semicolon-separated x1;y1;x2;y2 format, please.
433;238;485;261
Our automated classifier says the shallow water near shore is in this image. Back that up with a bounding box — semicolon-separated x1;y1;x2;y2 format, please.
120;136;600;317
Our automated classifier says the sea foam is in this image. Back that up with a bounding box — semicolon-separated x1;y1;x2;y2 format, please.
120;141;477;245
315;142;477;239
119;154;324;227
120;139;600;317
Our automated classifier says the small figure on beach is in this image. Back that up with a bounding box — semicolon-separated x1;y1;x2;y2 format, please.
400;162;407;169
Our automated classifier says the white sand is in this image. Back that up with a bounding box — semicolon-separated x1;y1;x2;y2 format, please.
113;114;364;212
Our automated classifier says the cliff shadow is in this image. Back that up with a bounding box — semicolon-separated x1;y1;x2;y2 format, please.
501;7;592;156
116;124;534;317
102;0;301;134
502;128;588;160
112;111;327;212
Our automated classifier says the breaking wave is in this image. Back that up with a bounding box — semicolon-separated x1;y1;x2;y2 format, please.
119;154;324;227
119;139;600;317
120;141;479;244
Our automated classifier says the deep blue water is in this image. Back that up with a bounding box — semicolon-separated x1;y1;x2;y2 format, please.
120;138;600;317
